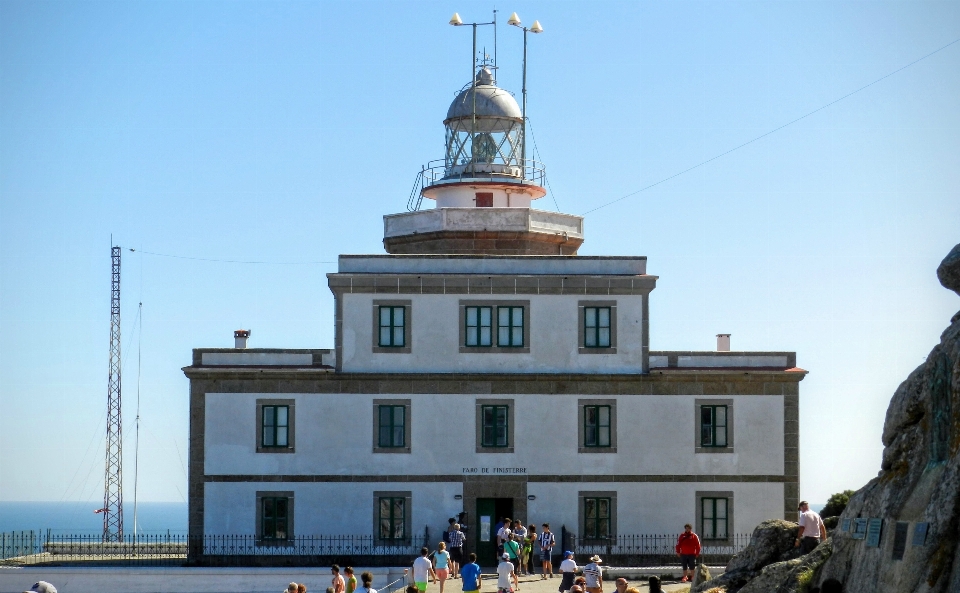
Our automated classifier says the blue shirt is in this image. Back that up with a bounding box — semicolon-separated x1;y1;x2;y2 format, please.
461;563;482;591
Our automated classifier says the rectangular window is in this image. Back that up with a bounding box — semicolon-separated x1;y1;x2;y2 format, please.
583;497;612;539
261;405;289;448
378;496;406;541
475;192;493;207
701;497;729;540
465;306;493;347
578;301;617;354
481;405;510;447
701;405;728;447
584;307;611;348
378;306;406;347
583;405;611;447
378;405;406;448
261;496;289;541
497;306;524;347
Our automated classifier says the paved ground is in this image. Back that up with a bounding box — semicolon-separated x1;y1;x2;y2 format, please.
442;571;692;593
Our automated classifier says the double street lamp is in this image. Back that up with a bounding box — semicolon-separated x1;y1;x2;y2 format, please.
507;13;543;169
450;11;543;173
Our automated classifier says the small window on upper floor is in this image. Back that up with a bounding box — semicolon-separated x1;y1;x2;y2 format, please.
465;306;493;347
696;399;734;453
475;192;493;207
459;301;530;354
379;306;405;347
373;300;412;354
497;306;524;347
257;399;295;453
578;301;617;354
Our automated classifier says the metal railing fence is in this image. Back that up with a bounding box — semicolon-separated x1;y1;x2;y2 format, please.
567;532;752;567
2;531;752;568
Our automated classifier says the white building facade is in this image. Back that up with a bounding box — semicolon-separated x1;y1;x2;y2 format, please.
184;61;804;565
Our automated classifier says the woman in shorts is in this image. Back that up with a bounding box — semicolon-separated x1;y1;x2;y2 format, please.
434;542;451;593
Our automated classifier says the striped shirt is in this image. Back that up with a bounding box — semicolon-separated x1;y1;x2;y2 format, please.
583;563;601;588
538;531;555;550
448;530;465;548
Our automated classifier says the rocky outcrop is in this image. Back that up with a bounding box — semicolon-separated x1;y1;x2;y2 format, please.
814;243;960;592
692;520;804;592
693;243;960;593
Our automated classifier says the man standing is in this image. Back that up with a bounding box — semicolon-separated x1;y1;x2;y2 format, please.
332;565;346;593
413;547;437;593
795;501;827;554
674;524;701;583
460;552;482;593
448;523;465;579
497;552;518;593
583;555;602;593
538;523;556;579
497;517;513;561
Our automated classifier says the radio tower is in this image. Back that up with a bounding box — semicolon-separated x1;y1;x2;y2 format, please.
102;244;124;541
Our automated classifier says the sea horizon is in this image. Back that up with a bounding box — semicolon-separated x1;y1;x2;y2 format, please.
0;501;187;535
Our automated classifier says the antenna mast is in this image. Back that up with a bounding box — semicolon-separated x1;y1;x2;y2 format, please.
102;244;124;541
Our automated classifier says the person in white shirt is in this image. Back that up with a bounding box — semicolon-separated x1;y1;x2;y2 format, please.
558;551;578;593
497;553;518;593
795;501;827;554
497;519;513;560
355;572;377;593
409;547;437;593
583;556;602;593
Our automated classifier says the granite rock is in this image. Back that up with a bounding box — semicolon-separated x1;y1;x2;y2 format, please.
691;562;711;588
937;242;960;296
814;243;960;592
692;520;803;593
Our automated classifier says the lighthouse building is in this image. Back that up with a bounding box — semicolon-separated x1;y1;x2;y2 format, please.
184;63;803;563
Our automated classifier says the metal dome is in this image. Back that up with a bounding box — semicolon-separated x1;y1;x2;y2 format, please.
445;68;522;122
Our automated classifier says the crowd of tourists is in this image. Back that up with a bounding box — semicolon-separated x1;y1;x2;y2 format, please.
286;502;837;593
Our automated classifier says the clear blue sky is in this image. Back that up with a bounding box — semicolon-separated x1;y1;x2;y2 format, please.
1;0;958;520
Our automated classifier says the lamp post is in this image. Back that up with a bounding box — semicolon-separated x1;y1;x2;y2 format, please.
507;12;543;176
449;12;497;174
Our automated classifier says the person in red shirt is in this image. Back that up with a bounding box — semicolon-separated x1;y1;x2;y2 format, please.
674;524;701;583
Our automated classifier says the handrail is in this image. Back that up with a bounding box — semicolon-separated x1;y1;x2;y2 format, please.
406;158;547;212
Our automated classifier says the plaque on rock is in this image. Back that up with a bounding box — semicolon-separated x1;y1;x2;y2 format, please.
841;518;851;532
892;522;909;560
853;518;868;540
866;518;883;547
912;522;928;546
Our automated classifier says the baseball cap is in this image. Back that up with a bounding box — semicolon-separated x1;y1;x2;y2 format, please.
502;553;510;559
564;551;574;558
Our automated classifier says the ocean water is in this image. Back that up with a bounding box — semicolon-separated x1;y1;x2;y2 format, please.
0;501;186;535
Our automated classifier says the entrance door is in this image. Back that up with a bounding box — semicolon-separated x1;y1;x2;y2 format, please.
476;498;514;566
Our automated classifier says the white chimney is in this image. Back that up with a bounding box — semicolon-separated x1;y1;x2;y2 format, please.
234;329;250;349
716;334;730;352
